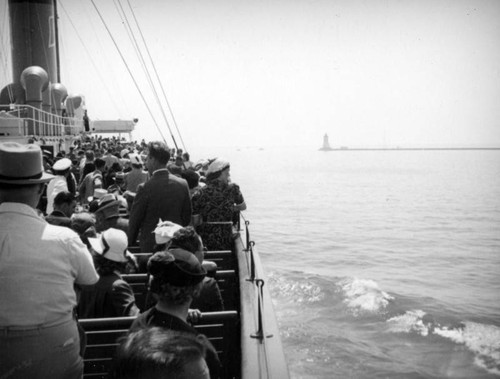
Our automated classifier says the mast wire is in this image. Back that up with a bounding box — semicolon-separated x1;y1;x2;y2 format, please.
125;0;187;152
0;0;11;86
90;0;168;143
115;0;180;150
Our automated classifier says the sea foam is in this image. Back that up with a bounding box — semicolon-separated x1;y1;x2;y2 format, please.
387;310;500;375
434;322;500;376
339;277;394;315
386;309;431;336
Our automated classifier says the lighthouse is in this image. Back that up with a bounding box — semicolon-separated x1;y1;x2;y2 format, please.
319;133;333;151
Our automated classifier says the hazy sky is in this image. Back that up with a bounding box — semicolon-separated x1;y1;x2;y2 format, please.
3;0;500;149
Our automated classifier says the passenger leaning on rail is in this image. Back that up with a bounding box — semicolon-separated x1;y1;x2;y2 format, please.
191;158;246;225
0;142;99;379
130;249;222;379
192;158;246;249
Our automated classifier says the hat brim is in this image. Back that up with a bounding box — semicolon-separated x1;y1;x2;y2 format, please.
88;237;104;254
95;201;120;218
0;171;55;184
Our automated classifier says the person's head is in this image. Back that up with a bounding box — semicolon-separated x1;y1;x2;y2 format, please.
110;162;122;172
181;169;200;190
205;158;230;183
148;249;206;306
0;142;54;207
52;157;72;176
94;158;106;171
128;153;143;169
169;226;204;264
53;191;77;217
110;328;209;379
175;156;183;167
85;150;95;162
120;148;129;159
182;152;190;162
88;228;129;275
147;141;170;172
94;193;120;229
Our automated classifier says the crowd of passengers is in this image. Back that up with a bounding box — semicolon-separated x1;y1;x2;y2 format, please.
0;136;247;379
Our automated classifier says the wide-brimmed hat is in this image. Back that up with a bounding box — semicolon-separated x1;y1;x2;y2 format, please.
0;142;55;184
95;193;120;219
148;248;206;287
206;158;229;176
88;228;129;263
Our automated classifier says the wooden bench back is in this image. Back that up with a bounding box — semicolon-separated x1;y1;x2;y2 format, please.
122;269;238;311
81;311;240;379
131;250;237;272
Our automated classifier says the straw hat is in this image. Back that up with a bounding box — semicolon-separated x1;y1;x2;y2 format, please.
0;142;54;184
95;193;120;219
206;158;230;177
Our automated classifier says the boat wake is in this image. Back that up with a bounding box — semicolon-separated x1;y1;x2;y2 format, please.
268;271;325;304
338;277;394;315
387;310;500;375
268;271;500;376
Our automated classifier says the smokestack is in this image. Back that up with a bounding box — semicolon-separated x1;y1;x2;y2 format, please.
9;0;59;85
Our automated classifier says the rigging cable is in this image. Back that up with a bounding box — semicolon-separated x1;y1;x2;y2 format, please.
125;0;187;152
115;0;180;150
34;3;51;84
90;0;168;143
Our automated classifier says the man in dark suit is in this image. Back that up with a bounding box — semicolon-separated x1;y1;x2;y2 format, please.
128;141;192;252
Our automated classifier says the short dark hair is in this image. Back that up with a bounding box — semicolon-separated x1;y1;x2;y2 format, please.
94;158;106;169
170;226;202;254
148;141;170;165
181;169;199;189
53;191;75;207
85;150;95;160
110;328;206;379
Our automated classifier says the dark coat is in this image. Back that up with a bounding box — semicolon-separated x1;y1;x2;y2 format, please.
77;272;139;318
128;170;191;252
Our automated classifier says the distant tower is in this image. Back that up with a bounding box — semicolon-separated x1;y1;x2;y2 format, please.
319;133;333;151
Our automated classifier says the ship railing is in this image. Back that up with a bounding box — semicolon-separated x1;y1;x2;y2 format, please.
238;214;290;378
0;103;83;137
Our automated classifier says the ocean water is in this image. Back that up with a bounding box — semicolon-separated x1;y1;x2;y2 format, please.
195;146;500;378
